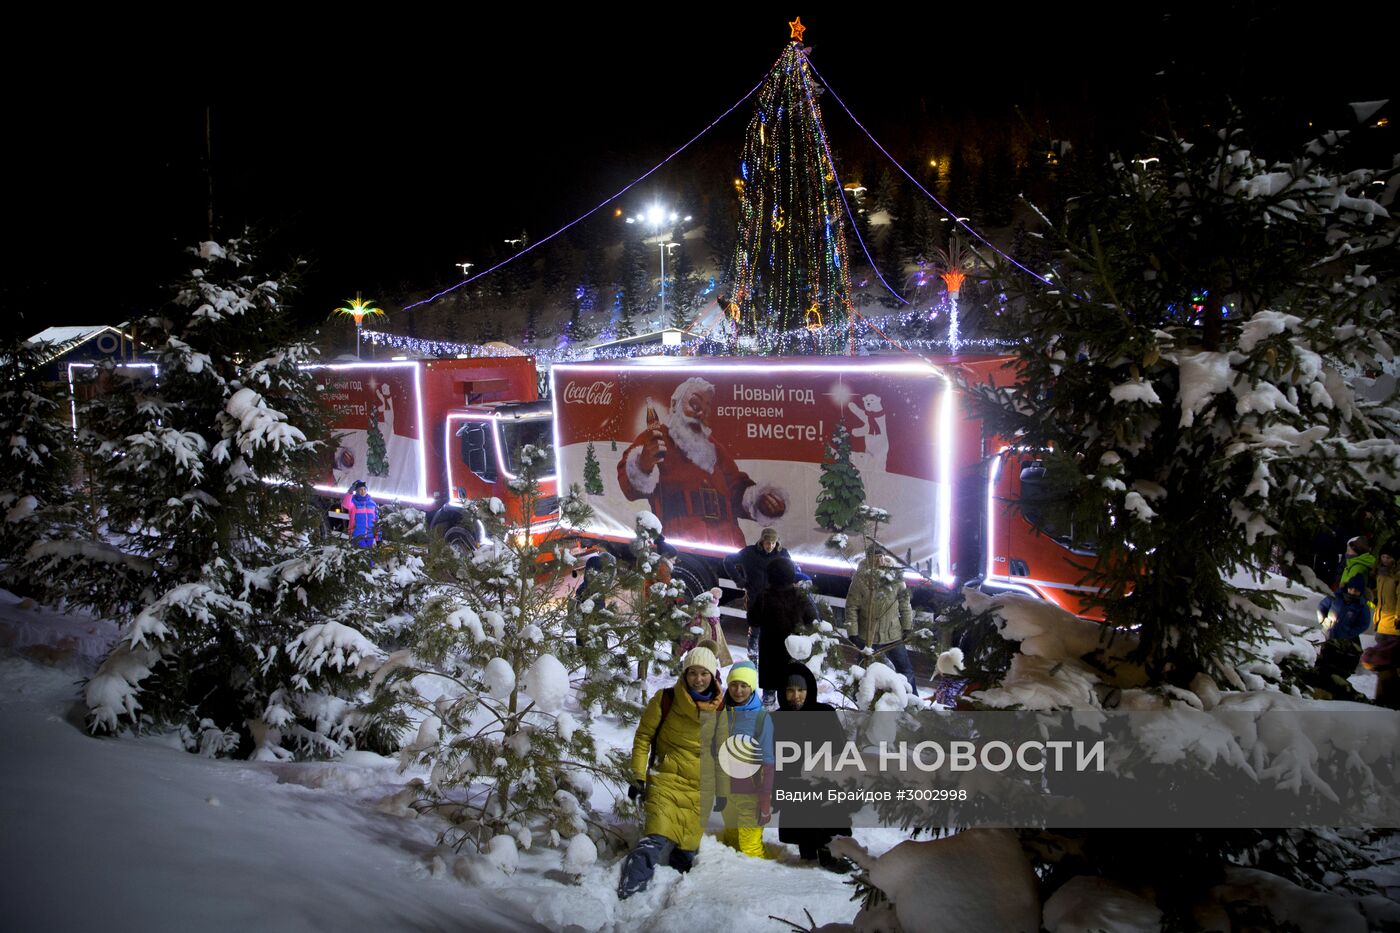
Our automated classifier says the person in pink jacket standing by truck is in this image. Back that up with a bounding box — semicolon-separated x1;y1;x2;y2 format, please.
341;480;380;549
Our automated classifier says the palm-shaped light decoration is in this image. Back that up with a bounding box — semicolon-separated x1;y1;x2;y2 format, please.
933;235;972;350
333;292;385;358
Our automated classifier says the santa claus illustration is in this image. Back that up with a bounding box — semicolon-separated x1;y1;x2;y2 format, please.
618;377;786;547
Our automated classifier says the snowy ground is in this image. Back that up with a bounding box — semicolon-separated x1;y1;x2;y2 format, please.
5;581;1398;932
0;589;906;933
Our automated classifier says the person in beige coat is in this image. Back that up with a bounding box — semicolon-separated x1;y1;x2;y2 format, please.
844;551;917;692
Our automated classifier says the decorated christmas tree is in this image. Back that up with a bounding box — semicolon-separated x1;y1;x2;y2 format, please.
366;409;389;477
727;22;856;351
582;442;604;495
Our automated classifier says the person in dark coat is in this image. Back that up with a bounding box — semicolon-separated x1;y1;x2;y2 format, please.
775;661;852;872
726;527;792;663
571;552;617;648
751;558;816;708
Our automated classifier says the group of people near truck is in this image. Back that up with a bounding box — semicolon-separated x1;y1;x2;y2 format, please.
725;527;919;706
618;642;855;899
614;518;925;898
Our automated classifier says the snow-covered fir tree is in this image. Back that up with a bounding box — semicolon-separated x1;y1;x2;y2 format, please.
32;235;425;757
371;450;635;855
976;111;1400;686
888;105;1400;917
622;512;696;682
0;333;72;585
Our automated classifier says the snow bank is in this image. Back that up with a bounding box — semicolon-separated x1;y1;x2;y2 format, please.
1;653;532;933
0;590;118;664
1042;876;1162;932
964;587;1140;671
1206;866;1367;932
561;832;597;874
832;830;1040;933
974;654;1102;710
855;661;912;710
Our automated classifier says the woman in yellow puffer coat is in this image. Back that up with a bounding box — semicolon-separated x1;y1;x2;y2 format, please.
617;643;724;899
1372;545;1399;709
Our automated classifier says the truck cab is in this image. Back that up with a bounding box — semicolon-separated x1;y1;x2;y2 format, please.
445;400;558;532
982;448;1105;620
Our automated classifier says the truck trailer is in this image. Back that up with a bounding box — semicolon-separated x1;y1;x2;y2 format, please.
548;354;1103;618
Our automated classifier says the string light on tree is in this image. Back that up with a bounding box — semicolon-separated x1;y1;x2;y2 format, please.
727;23;856;353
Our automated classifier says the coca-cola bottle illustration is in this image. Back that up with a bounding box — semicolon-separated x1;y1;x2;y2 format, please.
645;398;666;461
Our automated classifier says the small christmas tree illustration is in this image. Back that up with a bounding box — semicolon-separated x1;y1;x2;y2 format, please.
582;442;604;495
366;411;389;477
815;424;866;548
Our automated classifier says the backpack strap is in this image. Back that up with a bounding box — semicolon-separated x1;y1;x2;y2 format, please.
711;706;768;758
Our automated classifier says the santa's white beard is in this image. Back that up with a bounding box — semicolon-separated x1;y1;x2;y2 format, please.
666;414;717;473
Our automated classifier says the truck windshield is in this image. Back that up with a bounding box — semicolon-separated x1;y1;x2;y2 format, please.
498;419;554;476
1019;461;1098;555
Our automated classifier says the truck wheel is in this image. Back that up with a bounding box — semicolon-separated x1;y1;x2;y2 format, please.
670;554;717;602
442;523;478;558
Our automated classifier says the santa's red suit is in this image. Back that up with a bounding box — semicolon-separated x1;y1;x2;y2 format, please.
618;425;767;548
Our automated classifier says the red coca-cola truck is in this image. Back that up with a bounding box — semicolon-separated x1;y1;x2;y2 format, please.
306;354;1102;618
549;355;1103;618
306;357;556;550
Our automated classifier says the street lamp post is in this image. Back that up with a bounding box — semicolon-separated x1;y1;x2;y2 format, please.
626;204;691;323
659;241;681;322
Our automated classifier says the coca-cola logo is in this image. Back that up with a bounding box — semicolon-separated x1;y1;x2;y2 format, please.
563;380;615;405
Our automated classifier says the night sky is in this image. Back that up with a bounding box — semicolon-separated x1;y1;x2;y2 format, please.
6;6;1393;341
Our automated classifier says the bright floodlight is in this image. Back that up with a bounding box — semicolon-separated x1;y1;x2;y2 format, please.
647;205;665;227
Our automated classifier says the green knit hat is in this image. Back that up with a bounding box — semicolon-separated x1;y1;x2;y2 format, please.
728;660;758;690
